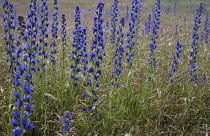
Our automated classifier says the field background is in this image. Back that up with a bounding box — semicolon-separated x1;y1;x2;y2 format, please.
0;0;210;135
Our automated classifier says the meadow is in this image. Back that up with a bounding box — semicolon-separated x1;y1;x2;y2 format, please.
0;0;210;135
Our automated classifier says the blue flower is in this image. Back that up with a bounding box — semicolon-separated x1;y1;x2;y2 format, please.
11;118;18;126
2;0;16;72
111;17;126;87
144;14;152;36
189;3;204;83
12;92;20;98
61;111;72;134
25;104;33;111
126;0;142;69
24;86;33;93
38;0;49;78
12;128;22;136
169;41;182;82
50;0;59;70
110;0;119;44
148;0;161;72
82;1;105;111
70;6;86;86
12;112;20;117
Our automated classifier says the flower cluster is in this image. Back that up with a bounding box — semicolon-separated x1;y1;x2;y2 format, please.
148;0;161;71
1;2;34;134
133;0;142;32
61;13;67;70
12;65;34;135
201;74;207;87
189;3;204;83
125;0;142;69
11;15;34;136
143;14;152;36
61;111;72;134
82;1;105;111
104;21;109;40
80;28;88;76
2;0;16;71
110;0;119;44
111;17;126;87
70;6;83;86
38;0;49;78
16;16;26;44
203;13;209;43
50;0;59;69
169;41;182;82
26;0;39;73
126;6;129;20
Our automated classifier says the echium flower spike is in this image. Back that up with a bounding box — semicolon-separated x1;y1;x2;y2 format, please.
188;3;204;83
70;6;82;86
169;41;182;82
148;0;161;72
125;0;142;69
110;0;119;45
144;14;152;36
104;21;109;41
2;0;16;72
134;0;142;32
61;13;67;73
27;0;39;74
111;17;126;87
82;1;105;111
50;0;58;71
11;16;34;136
38;0;49;78
61;111;72;135
201;74;207;87
80;28;88;76
203;13;209;43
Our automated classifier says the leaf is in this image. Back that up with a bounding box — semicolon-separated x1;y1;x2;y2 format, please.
79;100;88;107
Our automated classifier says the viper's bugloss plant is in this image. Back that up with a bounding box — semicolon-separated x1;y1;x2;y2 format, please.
82;1;105;111
61;13;67;72
26;0;39;74
11;16;34;136
111;17;126;87
110;0;118;45
50;0;58;71
61;111;72;135
70;6;82;86
133;0;142;32
188;3;204;83
2;0;16;72
80;28;88;76
125;0;142;69
201;74;207;87
126;6;129;20
38;0;49;78
110;0;120;87
169;41;182;82
144;14;152;36
203;13;209;43
12;66;34;136
148;0;161;72
104;21;109;40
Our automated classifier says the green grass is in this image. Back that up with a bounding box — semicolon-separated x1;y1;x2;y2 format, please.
0;0;210;135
